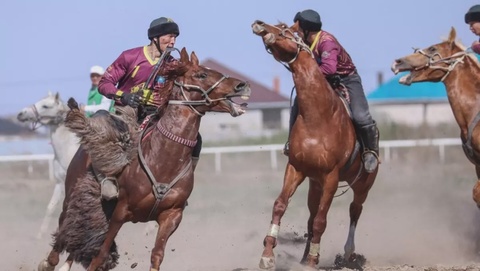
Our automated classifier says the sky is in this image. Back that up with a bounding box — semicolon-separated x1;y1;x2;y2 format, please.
0;0;477;117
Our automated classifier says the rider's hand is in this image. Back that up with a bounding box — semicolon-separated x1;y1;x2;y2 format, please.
120;93;143;108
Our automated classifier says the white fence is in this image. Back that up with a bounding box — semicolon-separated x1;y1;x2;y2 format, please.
0;137;464;178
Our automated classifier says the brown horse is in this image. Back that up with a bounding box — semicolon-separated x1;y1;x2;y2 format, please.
37;48;251;271
251;20;378;269
392;27;480;206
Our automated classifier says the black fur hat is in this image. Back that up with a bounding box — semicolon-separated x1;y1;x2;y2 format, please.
465;5;480;24
294;9;322;31
148;17;180;39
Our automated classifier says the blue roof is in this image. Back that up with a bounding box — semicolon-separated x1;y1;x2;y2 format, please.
367;72;447;102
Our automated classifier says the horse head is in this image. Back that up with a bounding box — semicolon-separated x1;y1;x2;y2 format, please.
391;27;469;85
17;91;68;128
170;48;251;117
251;20;312;65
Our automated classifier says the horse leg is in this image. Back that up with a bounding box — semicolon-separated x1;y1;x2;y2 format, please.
150;208;184;271
342;170;376;266
37;181;64;239
259;164;306;270
300;178;322;264
472;166;480;207
303;171;339;268
38;194;70;271
87;203;126;271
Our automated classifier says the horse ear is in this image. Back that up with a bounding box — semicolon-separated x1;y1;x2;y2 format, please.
48;90;52;96
190;51;199;66
55;92;60;101
447;27;456;44
180;47;189;64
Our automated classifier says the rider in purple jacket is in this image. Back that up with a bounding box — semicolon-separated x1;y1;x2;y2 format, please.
97;17;202;200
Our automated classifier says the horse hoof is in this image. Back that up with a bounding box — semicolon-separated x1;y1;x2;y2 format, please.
38;260;55;271
259;256;275;270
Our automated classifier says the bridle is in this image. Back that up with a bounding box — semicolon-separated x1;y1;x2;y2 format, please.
169;74;230;116
26;103;65;130
412;46;468;82
263;25;313;71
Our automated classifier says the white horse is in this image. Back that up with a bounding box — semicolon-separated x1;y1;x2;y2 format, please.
17;91;79;239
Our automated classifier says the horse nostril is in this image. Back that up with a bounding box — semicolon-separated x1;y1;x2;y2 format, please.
235;82;247;92
395;59;403;65
254;20;265;26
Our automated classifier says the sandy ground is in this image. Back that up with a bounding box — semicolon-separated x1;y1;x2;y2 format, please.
2;148;480;271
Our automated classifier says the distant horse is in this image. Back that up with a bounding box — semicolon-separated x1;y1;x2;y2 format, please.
251;20;378;269
37;48;251;271
392;27;480;206
17;92;79;239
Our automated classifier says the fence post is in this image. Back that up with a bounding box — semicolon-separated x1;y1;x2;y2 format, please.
270;149;278;170
439;144;445;163
215;152;221;173
383;146;391;163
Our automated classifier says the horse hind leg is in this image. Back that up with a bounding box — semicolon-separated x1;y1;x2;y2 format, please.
341;173;376;267
150;208;184;271
259;164;306;270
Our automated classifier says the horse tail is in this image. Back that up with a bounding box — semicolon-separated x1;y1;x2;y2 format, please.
53;173;119;269
64;99;138;176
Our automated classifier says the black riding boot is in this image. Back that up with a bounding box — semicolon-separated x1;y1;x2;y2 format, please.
284;97;299;156
359;122;380;173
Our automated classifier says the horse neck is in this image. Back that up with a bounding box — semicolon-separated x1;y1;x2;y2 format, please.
290;52;341;122
442;56;480;136
49;123;78;168
148;103;201;162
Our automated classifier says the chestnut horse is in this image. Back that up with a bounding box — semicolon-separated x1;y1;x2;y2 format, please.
37;48;251;271
251;20;378;269
392;27;480;206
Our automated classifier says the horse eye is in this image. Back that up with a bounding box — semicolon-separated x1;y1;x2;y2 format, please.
42;105;50;109
428;46;436;53
195;72;208;79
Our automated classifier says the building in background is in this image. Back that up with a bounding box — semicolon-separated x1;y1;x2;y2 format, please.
200;59;290;141
367;72;453;126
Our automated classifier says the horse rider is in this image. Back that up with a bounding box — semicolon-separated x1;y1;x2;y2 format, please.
465;5;480;54
285;9;379;173
97;17;203;200
83;65;114;117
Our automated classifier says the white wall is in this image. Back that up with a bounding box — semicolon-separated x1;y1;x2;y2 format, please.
371;103;455;126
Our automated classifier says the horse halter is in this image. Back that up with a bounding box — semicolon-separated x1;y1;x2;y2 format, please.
169;75;229;116
412;47;467;81
27;103;65;130
264;26;313;71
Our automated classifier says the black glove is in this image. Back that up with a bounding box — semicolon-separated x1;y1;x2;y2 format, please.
120;93;143;108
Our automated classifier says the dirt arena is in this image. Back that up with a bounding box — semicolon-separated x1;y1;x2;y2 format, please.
2;146;480;271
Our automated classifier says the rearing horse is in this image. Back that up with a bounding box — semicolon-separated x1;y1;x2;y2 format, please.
392;27;480;206
37;48;251;271
251;20;378;269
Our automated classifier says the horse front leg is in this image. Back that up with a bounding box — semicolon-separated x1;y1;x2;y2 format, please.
37;181;64;239
87;203;127;271
472;165;480;208
259;163;305;270
301;178;322;264
304;171;339;268
150;208;184;271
